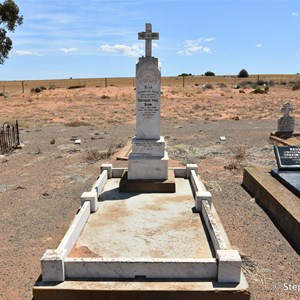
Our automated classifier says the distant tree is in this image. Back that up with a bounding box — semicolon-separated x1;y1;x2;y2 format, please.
0;0;23;64
178;73;193;77
204;71;215;76
237;69;249;78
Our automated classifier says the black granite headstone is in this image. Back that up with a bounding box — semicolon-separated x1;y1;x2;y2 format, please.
272;146;300;198
271;169;300;198
274;146;300;170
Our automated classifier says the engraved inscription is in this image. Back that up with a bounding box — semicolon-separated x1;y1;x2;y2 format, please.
137;61;160;120
274;146;300;170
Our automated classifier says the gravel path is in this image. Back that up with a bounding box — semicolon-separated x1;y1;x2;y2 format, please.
0;120;299;300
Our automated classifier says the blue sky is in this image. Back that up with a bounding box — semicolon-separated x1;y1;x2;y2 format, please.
1;0;300;80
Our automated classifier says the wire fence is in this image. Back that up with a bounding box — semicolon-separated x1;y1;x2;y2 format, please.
1;74;300;94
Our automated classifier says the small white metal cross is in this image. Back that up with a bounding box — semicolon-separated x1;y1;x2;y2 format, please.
281;102;293;117
138;23;159;57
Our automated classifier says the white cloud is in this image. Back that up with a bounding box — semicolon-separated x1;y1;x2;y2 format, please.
178;38;215;56
99;43;144;57
292;12;299;16
256;43;262;48
59;48;79;53
15;50;43;56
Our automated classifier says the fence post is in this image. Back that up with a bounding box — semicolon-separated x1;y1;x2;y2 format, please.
105;78;107;88
16;120;20;146
22;81;25;94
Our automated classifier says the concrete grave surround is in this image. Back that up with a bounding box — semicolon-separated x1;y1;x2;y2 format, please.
34;164;249;300
243;167;300;254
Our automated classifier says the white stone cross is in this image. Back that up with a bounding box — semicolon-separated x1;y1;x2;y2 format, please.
281;102;293;117
138;23;159;57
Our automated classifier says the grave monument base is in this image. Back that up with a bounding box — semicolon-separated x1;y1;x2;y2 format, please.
270;131;300;146
119;169;176;193
274;131;294;138
242;167;300;254
33;275;250;300
128;151;169;181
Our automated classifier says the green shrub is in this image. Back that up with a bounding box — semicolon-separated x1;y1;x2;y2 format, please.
251;88;266;94
257;80;267;86
204;71;215;76
31;87;41;93
31;86;47;93
237;69;249;78
203;83;213;89
292;82;300;91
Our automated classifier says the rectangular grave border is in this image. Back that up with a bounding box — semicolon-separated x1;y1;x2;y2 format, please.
41;164;242;284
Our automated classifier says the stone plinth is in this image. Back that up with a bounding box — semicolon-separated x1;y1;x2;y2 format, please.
132;136;165;157
120;170;175;193
128;151;168;180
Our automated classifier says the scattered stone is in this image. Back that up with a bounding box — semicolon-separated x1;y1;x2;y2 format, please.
0;155;8;163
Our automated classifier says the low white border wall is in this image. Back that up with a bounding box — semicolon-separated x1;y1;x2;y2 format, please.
64;258;217;279
41;201;91;282
57;201;91;255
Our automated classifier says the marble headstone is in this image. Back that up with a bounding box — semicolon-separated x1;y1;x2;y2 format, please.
128;23;169;181
136;59;161;139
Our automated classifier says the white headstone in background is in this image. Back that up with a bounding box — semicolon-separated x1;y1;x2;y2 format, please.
277;102;295;135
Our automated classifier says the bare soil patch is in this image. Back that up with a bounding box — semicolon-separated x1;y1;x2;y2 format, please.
0;83;299;300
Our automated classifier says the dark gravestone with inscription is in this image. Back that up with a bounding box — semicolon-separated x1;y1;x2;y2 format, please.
271;146;300;198
274;146;300;170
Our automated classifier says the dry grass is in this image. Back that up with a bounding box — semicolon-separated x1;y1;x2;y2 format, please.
224;146;247;171
1;75;300;129
84;141;126;162
1;74;300;94
64;121;90;127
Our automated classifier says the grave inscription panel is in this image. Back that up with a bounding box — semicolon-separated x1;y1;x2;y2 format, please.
271;146;300;198
274;146;300;170
136;60;161;140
